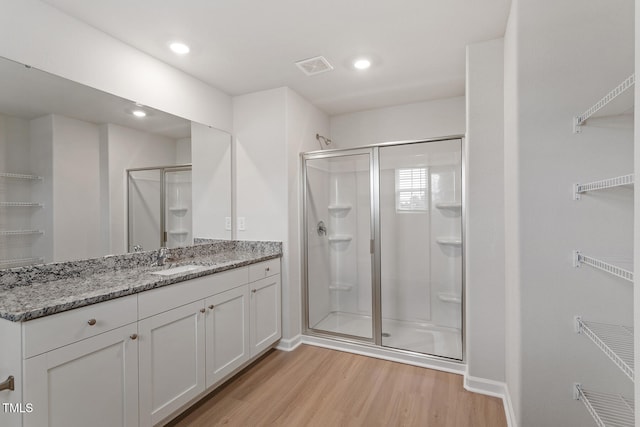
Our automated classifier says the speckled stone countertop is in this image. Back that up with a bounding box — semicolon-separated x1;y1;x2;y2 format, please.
0;240;282;322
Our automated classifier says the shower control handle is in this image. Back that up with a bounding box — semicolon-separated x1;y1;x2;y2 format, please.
317;220;327;236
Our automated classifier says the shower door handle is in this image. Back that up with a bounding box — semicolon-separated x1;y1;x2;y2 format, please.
370;239;374;254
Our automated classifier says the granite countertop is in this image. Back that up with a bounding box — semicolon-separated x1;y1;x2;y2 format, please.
0;240;282;322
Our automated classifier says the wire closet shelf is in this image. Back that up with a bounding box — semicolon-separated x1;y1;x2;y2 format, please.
574;384;634;427
573;251;633;283
575;317;634;381
573;74;635;133
574;174;634;200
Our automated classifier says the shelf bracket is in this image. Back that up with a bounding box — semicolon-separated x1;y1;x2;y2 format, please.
573;383;582;400
573;116;583;134
573;183;581;200
574;316;583;334
573;250;581;268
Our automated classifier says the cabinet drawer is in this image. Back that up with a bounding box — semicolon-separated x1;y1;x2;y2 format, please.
23;295;137;359
248;259;281;282
138;267;249;319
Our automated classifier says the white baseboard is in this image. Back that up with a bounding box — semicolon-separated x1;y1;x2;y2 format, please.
301;335;466;375
275;334;302;351
464;375;517;427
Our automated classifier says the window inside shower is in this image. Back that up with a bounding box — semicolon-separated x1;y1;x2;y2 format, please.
303;139;463;361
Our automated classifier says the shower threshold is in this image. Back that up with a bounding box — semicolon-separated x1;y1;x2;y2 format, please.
313;311;462;360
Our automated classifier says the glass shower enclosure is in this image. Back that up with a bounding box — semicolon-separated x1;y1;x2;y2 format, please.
303;138;463;360
127;165;192;252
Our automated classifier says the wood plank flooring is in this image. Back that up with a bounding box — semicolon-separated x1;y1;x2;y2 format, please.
169;344;507;427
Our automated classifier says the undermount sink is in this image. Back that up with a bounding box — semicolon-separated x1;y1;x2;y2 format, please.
151;264;202;276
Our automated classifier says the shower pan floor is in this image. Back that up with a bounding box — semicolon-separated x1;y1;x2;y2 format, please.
313;311;462;360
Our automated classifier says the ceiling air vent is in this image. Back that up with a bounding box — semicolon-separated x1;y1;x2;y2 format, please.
295;56;334;76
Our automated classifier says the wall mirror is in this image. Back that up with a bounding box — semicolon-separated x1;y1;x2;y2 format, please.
0;56;231;269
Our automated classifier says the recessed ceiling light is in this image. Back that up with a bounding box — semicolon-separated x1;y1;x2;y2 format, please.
132;110;147;118
169;42;190;55
353;58;371;70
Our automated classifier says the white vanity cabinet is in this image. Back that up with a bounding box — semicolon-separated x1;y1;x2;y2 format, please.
205;285;250;388
249;259;282;357
0;256;282;427
138;300;206;427
21;295;139;427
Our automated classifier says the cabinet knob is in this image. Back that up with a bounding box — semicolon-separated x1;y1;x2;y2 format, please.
130;334;138;340
252;289;257;293
265;267;270;272
87;319;97;326
209;305;215;310
200;308;206;313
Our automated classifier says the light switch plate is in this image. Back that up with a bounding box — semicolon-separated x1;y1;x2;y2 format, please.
225;217;231;231
238;217;246;231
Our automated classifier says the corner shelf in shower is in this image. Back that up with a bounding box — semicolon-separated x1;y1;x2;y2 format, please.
329;283;353;291
436;238;462;247
0;172;42;180
573;251;633;283
0;202;43;207
438;293;461;304
328;204;352;214
574;174;634;200
435;202;462;210
328;235;352;243
168;207;188;217
573;384;634;427
0;230;44;236
575;316;634;381
573;73;635;133
168;229;190;236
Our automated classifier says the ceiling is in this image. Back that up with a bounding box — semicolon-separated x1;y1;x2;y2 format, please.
42;0;511;116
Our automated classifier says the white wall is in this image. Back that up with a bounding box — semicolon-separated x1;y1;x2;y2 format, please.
330;97;465;148
285;88;331;339
234;87;329;341
50;115;102;261
465;39;506;383
503;1;521;422
0;0;231;132
509;0;634;425
191;123;231;240
635;0;640;422
105;124;178;253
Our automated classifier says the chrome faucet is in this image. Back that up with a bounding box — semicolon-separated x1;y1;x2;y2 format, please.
156;247;172;266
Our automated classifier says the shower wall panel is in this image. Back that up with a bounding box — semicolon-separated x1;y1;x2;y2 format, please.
306;162;331;328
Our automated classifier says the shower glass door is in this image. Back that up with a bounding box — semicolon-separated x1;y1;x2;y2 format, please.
304;150;373;340
378;140;462;359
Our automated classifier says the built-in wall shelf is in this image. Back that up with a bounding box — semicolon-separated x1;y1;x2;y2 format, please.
0;230;44;236
438;293;461;304
329;283;353;291
574;174;634;200
328;235;352;243
574;73;635;133
574;384;634;427
0;257;44;268
328;204;352;215
436;238;462;247
168;230;189;236
435;202;462;210
573;251;633;283
0;172;42;180
575;316;634;381
168;207;188;217
0;202;43;207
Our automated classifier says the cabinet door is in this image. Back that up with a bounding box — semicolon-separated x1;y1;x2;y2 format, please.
138;301;205;427
23;324;139;427
205;285;250;388
250;274;281;357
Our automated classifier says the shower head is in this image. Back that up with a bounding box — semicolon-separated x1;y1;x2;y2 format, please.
316;133;332;149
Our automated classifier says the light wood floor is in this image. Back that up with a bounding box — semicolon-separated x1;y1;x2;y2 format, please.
170;344;507;427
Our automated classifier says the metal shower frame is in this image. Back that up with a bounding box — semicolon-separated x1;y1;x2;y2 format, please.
300;135;466;363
